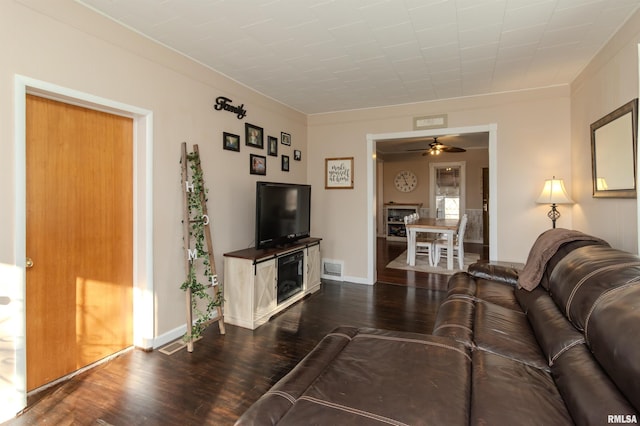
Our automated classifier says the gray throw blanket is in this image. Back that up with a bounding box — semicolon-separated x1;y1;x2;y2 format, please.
518;228;609;291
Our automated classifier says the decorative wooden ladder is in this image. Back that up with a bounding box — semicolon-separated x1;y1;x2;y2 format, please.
180;142;225;352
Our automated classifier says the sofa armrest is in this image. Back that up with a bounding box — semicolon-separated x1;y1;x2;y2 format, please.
467;262;519;286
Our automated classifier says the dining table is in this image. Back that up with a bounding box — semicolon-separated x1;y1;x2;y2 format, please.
405;217;460;269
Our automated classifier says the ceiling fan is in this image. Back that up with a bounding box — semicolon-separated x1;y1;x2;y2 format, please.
422;137;466;156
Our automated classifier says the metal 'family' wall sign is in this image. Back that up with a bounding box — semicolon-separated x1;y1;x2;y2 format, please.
214;96;247;119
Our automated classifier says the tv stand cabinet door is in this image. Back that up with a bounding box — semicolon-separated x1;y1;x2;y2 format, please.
306;244;321;291
254;260;277;325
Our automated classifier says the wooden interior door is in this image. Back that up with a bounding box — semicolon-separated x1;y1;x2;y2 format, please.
26;95;133;391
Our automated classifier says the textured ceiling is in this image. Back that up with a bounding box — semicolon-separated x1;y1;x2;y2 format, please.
77;0;640;114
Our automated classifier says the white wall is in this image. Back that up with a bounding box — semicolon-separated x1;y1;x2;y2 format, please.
0;0;307;371
570;9;640;254
308;87;572;280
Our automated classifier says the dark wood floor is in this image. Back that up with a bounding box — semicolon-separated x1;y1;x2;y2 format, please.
4;238;484;425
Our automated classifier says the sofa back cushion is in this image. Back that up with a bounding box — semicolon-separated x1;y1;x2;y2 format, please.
586;284;640;411
515;286;584;366
549;245;640;412
539;240;602;290
548;245;640;330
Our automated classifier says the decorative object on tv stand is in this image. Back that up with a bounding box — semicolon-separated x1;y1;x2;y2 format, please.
179;142;225;352
590;98;637;199
245;123;263;148
222;132;240;152
536;176;574;229
325;157;354;189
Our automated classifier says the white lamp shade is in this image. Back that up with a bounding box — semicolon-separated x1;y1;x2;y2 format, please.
537;177;574;204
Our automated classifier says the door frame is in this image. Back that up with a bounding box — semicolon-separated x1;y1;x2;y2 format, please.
367;124;497;285
13;75;154;409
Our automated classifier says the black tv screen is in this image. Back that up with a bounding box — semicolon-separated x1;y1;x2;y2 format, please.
256;182;311;249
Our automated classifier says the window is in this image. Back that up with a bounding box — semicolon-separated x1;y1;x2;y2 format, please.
430;162;465;219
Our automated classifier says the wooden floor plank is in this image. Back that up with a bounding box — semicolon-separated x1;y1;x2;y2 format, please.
6;238;481;425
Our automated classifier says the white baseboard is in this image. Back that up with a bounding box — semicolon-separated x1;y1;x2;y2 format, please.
153;324;187;349
341;275;374;285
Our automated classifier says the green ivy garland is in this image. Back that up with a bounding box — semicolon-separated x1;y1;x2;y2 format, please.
181;151;223;341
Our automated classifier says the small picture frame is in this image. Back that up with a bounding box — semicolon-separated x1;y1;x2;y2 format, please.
325;157;354;189
245;123;264;149
294;150;301;161
281;132;291;146
267;136;278;156
222;132;240;152
281;155;290;172
250;154;267;175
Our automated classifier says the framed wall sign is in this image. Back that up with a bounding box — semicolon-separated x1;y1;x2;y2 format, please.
325;157;354;189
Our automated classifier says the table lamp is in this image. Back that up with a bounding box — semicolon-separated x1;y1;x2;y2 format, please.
536;176;574;228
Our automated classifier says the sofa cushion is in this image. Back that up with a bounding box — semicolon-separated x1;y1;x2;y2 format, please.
518;229;609;291
432;297;475;346
473;301;549;370
467;261;519;285
236;327;472;426
471;351;573;425
586;284;640;412
548;245;640;330
539;239;603;290
474;279;521;311
446;270;521;311
515;286;584;366
552;343;639;425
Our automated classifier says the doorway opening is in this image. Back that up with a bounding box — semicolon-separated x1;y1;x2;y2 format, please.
367;124;497;285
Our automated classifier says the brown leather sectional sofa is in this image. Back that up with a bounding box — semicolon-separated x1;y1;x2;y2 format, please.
236;233;640;425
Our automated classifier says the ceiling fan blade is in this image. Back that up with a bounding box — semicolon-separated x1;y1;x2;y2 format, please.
442;146;466;153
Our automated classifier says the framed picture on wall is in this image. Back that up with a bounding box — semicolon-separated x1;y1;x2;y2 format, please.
222;132;240;152
294;150;301;161
250;154;266;175
267;136;278;156
282;155;290;172
245;123;264;149
281;132;291;146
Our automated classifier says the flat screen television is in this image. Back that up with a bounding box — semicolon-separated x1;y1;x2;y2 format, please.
255;181;311;249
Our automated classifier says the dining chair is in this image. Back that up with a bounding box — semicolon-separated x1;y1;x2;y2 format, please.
404;215;437;266
432;214;468;269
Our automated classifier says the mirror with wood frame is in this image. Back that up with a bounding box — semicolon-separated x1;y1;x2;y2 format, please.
590;98;638;198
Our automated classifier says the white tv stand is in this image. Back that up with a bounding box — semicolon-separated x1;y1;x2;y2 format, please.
223;237;321;330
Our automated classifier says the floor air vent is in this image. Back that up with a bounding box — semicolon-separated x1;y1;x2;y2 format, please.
322;259;344;281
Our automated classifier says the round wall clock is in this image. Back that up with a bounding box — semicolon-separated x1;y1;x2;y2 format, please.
394;170;418;192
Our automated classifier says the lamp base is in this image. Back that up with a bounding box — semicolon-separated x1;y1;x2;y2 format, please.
547;203;560;228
